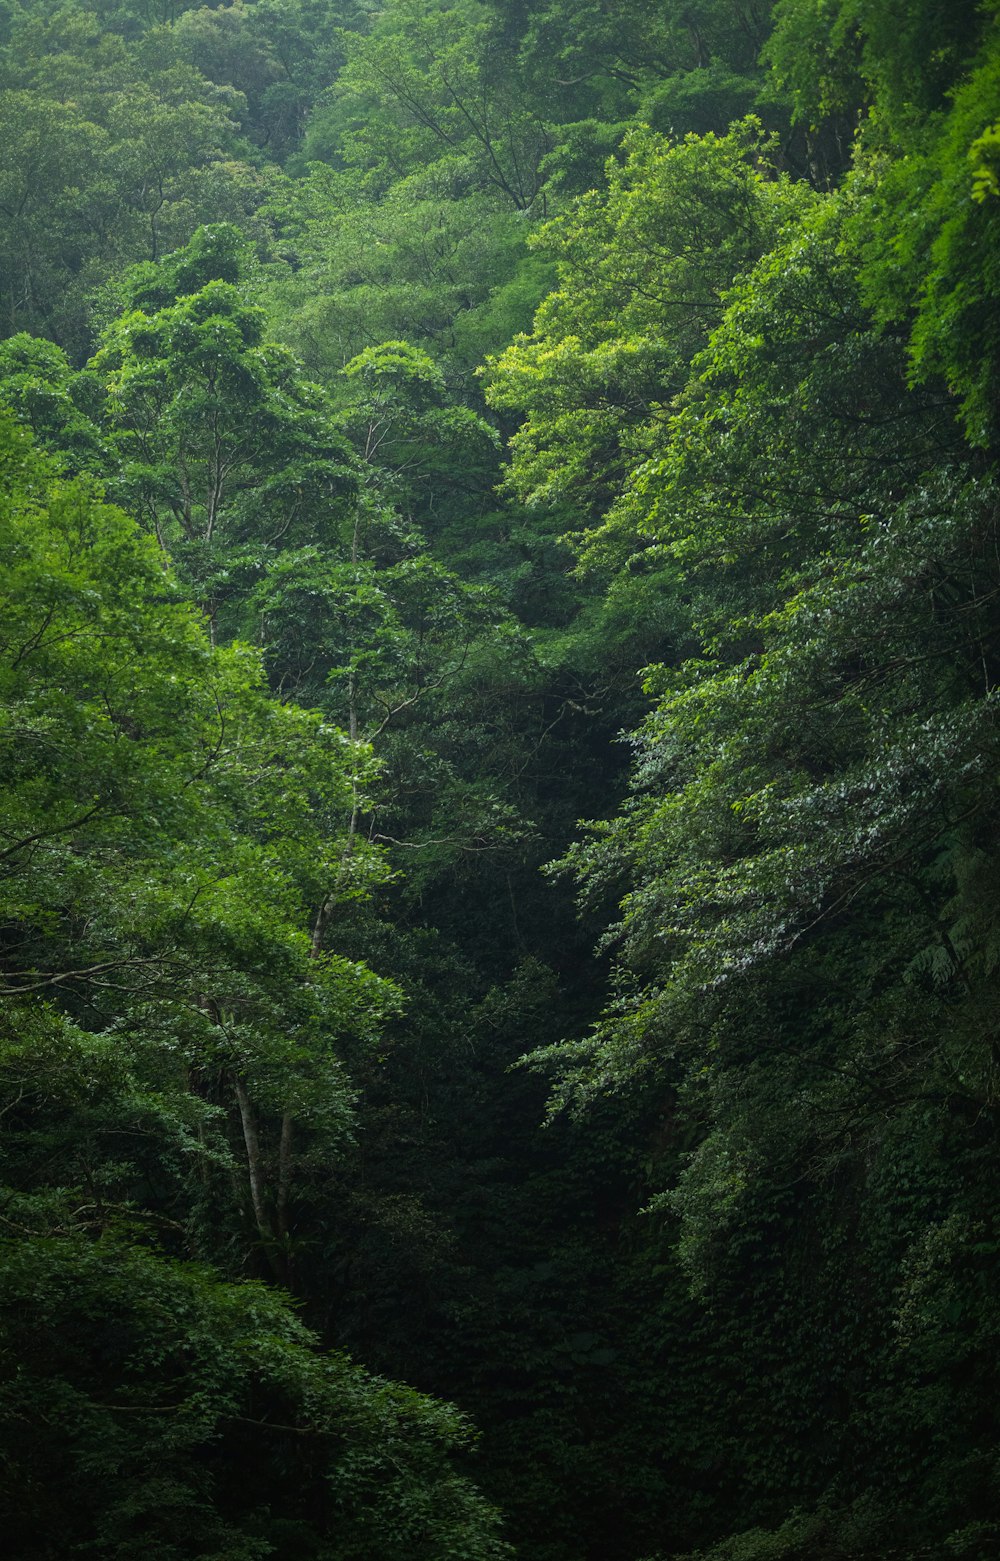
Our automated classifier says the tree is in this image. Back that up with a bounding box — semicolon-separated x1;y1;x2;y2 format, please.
0;5;277;350
165;0;370;161
485;119;815;539
0;88;108;343
330;0;554;210
492;33;1000;1551
0;407;392;1283
265;162;548;381
89;228;357;627
0;1173;510;1559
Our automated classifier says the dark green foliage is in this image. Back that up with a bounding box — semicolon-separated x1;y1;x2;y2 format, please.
0;1216;509;1560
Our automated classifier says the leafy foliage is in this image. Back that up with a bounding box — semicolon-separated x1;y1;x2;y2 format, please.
5;1;1000;1558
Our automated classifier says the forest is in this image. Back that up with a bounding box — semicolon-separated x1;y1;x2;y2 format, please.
1;0;1000;1556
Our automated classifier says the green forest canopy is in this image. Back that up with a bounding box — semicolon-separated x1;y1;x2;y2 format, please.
2;1;1000;1558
